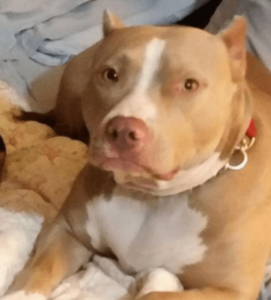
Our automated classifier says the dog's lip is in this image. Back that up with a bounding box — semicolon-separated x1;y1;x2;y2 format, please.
153;166;181;181
96;157;181;181
123;181;157;190
100;158;146;173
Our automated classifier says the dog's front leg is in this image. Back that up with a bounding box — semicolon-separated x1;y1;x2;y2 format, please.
3;217;92;300
137;288;243;300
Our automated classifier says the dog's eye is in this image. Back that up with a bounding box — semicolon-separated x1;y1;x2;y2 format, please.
103;68;119;82
184;79;198;91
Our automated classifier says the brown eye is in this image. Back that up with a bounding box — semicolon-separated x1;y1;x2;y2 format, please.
103;68;119;82
184;79;198;91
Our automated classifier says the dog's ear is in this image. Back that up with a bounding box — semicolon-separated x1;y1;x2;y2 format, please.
103;9;125;36
219;16;247;82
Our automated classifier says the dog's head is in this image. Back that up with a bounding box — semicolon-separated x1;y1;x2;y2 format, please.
82;11;251;196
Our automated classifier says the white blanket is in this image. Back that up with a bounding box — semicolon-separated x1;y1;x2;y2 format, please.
48;256;183;300
2;254;183;300
0;207;182;300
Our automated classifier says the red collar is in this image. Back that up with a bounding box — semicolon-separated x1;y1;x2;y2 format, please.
246;119;257;139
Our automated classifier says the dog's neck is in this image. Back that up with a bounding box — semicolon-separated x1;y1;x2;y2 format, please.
129;153;226;196
217;82;253;161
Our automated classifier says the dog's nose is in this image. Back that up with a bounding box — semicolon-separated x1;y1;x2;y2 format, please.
105;116;148;151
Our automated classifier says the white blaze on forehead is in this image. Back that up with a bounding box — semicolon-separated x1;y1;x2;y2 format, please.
103;38;166;124
136;38;166;93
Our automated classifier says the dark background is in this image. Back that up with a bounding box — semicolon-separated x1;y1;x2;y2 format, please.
178;0;222;28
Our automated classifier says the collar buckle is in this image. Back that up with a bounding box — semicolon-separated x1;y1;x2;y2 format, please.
225;120;256;171
225;139;248;171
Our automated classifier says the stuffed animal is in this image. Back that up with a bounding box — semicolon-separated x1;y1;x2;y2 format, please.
0;83;87;296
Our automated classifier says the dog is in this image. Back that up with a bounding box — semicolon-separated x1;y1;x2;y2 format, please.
4;10;271;300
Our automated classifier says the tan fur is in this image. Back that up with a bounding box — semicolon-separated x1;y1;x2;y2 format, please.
103;10;125;36
7;13;271;300
9;216;91;297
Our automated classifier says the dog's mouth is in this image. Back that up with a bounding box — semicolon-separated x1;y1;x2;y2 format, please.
91;156;181;182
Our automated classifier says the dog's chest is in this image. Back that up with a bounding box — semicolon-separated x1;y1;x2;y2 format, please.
86;189;207;274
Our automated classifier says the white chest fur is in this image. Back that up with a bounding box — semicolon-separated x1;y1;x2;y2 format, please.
86;188;207;274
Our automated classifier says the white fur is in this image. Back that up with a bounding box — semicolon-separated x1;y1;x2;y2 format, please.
49;261;132;300
1;291;45;300
0;208;43;297
136;268;183;299
136;38;166;93
48;259;183;300
86;190;207;274
103;38;166;124
132;152;227;196
86;205;103;251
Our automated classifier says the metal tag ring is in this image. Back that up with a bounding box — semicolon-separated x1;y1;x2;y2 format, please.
225;148;248;171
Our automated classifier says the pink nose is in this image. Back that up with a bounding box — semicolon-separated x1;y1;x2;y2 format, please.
105;117;148;152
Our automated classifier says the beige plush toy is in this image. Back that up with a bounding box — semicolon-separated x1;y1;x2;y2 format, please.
0;83;87;297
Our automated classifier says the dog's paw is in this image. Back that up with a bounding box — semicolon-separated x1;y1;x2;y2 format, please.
1;290;46;300
136;268;183;299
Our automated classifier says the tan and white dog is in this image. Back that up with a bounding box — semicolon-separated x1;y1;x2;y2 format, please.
4;10;271;300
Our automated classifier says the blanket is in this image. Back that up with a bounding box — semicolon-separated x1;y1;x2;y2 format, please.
0;0;208;113
0;82;87;297
206;0;271;80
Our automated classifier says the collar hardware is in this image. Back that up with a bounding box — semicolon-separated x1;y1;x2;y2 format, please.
225;120;256;171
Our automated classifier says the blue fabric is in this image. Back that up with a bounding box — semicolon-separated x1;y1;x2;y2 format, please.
0;0;208;111
206;0;271;73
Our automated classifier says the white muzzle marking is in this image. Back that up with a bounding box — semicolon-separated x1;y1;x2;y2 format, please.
103;38;166;125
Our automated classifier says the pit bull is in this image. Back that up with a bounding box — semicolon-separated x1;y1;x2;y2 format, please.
4;10;271;300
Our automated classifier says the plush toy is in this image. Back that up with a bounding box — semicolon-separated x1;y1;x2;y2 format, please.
0;83;88;296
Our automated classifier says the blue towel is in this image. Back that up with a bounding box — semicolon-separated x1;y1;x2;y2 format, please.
0;0;208;111
206;0;271;74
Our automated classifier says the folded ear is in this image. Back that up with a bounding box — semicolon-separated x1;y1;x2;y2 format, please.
219;16;247;82
103;9;125;37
